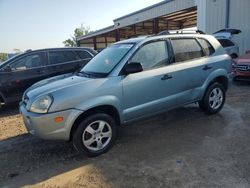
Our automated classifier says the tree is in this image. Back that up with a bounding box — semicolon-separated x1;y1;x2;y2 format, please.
0;53;8;62
63;25;92;47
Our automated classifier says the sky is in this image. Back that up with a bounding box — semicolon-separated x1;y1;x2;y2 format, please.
0;0;163;53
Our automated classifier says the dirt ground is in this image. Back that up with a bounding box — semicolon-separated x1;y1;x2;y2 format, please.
0;82;250;188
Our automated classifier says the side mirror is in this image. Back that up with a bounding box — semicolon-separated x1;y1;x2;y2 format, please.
124;63;143;74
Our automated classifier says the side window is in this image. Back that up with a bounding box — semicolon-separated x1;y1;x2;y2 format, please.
49;51;78;65
76;50;92;59
10;52;46;70
130;41;169;71
171;38;204;62
218;39;234;48
198;38;215;56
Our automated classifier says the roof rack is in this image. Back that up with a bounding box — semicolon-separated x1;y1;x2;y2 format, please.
157;29;206;36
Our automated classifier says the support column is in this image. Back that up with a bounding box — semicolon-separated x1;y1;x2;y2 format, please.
196;0;207;32
115;29;120;42
179;21;183;29
93;37;97;50
153;18;159;34
104;34;107;47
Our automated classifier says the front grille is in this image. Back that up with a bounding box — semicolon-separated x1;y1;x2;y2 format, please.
235;64;250;72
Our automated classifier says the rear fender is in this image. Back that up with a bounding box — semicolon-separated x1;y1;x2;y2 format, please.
198;69;229;100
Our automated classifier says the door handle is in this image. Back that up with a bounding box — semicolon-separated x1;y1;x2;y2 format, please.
203;65;212;71
161;74;173;80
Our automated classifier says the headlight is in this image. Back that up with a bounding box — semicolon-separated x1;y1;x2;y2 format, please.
30;95;53;114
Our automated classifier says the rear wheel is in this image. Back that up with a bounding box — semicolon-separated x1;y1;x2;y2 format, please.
73;113;117;157
199;83;226;114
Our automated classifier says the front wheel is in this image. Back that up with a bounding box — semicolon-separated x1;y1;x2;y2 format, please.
199;83;226;114
73;113;117;157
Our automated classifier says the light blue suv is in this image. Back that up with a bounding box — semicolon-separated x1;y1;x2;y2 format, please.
20;32;231;157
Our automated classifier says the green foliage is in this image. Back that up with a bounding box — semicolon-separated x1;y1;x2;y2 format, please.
0;53;8;62
63;25;92;47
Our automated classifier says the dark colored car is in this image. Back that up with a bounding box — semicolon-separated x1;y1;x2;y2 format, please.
0;47;97;108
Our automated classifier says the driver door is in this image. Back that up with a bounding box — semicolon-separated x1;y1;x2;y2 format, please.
4;52;48;100
122;40;178;121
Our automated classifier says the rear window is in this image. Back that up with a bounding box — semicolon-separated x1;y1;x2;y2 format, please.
171;38;204;62
76;50;92;59
198;38;215;56
218;39;235;48
49;51;79;65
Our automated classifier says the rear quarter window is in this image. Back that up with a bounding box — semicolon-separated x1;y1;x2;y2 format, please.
218;39;235;48
198;38;215;56
171;38;204;63
76;50;92;59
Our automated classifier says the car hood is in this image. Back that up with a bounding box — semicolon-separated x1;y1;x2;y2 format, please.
25;73;92;99
234;54;250;64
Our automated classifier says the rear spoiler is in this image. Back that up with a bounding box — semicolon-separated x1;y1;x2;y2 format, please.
213;29;242;35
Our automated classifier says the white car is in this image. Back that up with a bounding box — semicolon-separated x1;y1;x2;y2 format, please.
213;29;241;59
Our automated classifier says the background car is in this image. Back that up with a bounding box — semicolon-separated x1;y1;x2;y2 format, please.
232;51;250;81
213;29;241;59
0;47;97;108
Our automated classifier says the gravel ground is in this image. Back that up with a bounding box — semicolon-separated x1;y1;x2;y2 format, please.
0;81;249;188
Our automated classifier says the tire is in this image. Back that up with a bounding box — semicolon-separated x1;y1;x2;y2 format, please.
199;83;226;114
73;113;117;157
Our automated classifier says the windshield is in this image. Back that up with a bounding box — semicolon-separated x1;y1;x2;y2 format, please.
0;53;21;65
81;43;134;76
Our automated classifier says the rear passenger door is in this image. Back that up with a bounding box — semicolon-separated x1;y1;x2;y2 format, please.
170;37;215;105
47;50;81;77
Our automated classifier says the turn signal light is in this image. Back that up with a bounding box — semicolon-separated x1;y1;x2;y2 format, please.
54;117;64;123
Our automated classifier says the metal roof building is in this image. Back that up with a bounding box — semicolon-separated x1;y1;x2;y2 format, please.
77;0;250;55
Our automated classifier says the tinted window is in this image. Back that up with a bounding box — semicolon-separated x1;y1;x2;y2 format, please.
218;39;234;48
198;38;215;56
171;38;204;62
76;51;92;59
49;51;78;65
130;41;169;71
10;52;46;70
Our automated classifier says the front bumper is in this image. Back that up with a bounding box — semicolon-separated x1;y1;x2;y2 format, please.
232;70;250;81
20;104;83;141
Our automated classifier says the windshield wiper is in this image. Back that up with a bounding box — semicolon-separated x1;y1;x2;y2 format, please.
76;71;91;78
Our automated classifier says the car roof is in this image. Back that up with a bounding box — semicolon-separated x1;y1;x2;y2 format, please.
25;47;95;53
115;36;147;44
18;47;97;57
115;34;213;45
0;47;97;68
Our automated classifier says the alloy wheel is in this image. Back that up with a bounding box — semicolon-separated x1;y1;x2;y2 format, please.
82;120;112;151
209;88;223;110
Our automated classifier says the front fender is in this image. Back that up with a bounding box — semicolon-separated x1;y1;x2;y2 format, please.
75;95;124;122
